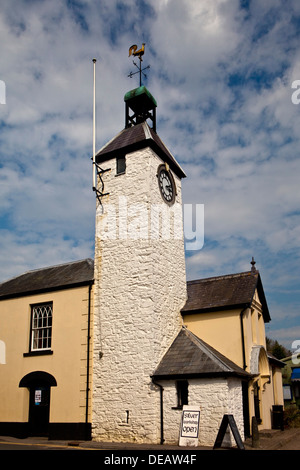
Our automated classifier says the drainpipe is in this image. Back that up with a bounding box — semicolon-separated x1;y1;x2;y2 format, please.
85;282;93;439
152;379;164;445
240;307;248;371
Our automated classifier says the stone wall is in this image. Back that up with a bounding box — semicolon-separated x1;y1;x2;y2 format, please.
92;145;187;443
161;377;244;447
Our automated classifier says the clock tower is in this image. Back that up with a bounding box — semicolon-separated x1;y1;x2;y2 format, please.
92;85;187;444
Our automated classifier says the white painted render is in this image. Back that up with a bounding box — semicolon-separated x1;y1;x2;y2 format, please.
92;146;187;443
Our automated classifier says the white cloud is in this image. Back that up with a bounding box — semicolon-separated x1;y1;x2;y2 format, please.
0;229;94;282
0;0;299;348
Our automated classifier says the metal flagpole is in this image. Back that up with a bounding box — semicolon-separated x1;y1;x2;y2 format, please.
92;58;97;191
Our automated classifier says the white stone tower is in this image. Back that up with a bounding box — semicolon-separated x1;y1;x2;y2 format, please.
92;85;187;443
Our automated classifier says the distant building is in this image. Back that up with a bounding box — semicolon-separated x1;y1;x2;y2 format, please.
281;354;300;407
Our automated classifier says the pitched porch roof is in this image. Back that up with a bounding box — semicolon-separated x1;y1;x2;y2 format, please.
152;327;251;380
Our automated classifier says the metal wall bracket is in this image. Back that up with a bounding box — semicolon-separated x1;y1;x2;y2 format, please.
93;162;110;210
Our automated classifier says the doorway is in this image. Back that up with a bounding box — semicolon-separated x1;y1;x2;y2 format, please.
253;381;262;424
242;381;250;437
28;386;50;436
19;371;57;437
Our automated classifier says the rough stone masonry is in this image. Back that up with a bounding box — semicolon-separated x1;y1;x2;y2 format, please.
92;146;187;443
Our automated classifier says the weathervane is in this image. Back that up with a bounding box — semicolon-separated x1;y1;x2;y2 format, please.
128;43;150;87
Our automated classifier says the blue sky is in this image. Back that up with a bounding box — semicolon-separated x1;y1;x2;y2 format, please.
0;0;300;350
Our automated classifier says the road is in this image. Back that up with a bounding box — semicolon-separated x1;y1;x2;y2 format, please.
1;427;300;451
0;439;85;450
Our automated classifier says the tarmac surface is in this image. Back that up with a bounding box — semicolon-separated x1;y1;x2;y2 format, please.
1;427;300;451
243;427;300;451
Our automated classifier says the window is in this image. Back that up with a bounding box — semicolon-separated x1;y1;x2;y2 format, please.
116;156;126;175
176;380;189;409
30;303;53;351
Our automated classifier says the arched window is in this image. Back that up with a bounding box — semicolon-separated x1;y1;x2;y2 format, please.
31;303;53;351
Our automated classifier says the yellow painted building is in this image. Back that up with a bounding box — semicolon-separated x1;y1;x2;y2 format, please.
0;256;284;442
182;264;284;435
0;259;94;439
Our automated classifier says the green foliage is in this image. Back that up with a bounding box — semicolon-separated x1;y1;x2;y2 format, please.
266;337;291;359
284;404;300;428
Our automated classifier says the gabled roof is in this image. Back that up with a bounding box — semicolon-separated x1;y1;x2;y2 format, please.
0;258;94;300
95;121;186;179
152;328;251;379
181;271;271;323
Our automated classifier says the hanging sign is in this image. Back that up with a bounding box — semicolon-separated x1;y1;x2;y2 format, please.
35;389;42;405
179;405;200;447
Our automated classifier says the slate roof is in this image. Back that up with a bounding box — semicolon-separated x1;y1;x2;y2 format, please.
182;271;271;323
267;352;285;368
152;328;251;379
95;121;186;179
0;258;94;300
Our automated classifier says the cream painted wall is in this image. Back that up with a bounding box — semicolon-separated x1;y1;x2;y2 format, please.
0;285;93;423
183;289;268;374
183;309;245;369
273;368;284;405
183;289;284;431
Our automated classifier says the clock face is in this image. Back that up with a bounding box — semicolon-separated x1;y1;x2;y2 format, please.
157;165;176;205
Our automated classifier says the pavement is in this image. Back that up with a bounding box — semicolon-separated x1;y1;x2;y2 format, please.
1;427;300;451
244;427;300;451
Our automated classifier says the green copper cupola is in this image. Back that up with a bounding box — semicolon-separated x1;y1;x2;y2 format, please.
124;85;157;132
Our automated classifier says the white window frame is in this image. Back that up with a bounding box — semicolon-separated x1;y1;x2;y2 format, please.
30;303;53;352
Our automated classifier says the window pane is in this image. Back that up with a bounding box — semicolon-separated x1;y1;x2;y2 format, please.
177;381;189;408
116;156;126;174
31;303;53;351
38;313;43;328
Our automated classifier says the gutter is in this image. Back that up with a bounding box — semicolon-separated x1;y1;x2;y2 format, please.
240;307;248;371
85;282;93;439
0;282;94;301
151;378;164;445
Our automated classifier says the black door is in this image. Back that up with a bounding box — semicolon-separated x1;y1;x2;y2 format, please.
253;382;262;424
242;381;250;437
28;386;50;436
